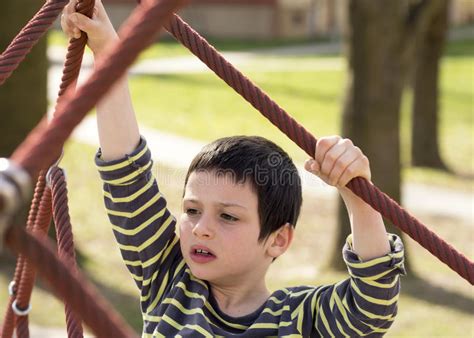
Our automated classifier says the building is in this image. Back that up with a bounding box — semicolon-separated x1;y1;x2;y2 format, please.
103;0;473;40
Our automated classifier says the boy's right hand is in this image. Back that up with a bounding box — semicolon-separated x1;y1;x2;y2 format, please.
61;0;118;56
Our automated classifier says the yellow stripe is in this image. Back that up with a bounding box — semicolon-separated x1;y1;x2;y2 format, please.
351;266;397;281
315;294;335;338
131;272;143;282
97;145;149;172
103;177;154;203
175;281;207;302
172;260;186;279
335;319;351;338
361;275;399;289
262;305;290;316
346;250;403;269
332;289;364;336
146;271;170;312
112;207;166;235
161;314;214;338
350;280;399;306
204;302;248;330
106;192;162;218
117;214;174;252
103;161;152;185
344;296;394;321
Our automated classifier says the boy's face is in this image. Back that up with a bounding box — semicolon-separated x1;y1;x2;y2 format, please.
179;170;274;286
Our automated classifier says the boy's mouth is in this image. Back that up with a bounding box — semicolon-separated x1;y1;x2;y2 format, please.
190;246;216;263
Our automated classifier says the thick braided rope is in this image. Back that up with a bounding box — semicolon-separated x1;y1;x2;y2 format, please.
11;0;189;179
0;0;69;86
56;0;95;100
1;0;186;335
165;15;474;285
49;166;84;338
0;172;47;338
15;186;53;338
4;224;138;338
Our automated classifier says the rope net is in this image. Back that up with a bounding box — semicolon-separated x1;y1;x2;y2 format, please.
0;0;472;336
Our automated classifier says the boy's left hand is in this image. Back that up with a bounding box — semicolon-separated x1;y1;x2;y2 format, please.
304;136;370;189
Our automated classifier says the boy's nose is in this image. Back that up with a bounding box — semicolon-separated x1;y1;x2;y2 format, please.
192;217;214;239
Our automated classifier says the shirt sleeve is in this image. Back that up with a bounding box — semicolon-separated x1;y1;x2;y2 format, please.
313;234;406;337
95;137;183;312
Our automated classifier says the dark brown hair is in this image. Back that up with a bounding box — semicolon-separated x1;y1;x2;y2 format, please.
184;136;302;241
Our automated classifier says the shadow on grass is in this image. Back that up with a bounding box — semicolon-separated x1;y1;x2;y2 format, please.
0;252;142;334
403;275;474;315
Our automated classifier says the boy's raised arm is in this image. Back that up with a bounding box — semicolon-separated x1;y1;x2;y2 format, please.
61;0;140;161
304;135;390;260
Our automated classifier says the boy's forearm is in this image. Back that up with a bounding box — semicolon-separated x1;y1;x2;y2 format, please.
339;187;391;261
96;74;140;161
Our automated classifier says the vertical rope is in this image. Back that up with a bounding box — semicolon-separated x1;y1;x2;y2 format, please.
0;171;47;338
14;187;52;338
49;167;84;338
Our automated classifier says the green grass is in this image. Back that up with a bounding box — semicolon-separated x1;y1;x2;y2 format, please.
1;140;471;336
129;38;473;185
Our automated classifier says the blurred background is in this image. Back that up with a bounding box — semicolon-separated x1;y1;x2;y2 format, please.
1;0;473;336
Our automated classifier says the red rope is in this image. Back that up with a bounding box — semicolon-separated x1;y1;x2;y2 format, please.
0;0;69;86
11;0;189;180
1;172;47;338
15;184;52;338
164;14;474;285
5;225;138;338
49;166;84;338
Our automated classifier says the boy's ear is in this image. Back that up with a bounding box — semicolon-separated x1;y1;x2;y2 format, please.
266;223;294;259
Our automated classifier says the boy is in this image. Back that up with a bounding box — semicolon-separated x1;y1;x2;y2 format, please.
62;1;405;336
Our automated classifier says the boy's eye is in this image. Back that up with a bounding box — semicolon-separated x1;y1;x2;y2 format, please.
221;213;238;222
185;208;199;216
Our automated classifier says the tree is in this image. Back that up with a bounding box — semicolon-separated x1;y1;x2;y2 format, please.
0;0;48;157
411;0;450;170
330;0;431;270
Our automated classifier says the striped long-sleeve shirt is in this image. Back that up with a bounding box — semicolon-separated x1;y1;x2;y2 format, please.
95;138;406;337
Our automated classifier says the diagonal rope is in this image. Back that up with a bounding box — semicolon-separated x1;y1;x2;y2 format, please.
164;14;474;285
0;0;69;86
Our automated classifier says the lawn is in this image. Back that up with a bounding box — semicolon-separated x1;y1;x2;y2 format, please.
127;38;473;189
1;140;472;336
0;34;472;336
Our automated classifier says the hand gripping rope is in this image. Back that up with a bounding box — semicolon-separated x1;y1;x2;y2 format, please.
0;0;472;336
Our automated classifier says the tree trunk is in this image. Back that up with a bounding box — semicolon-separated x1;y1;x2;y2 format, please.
0;0;48;157
411;0;449;170
330;0;421;270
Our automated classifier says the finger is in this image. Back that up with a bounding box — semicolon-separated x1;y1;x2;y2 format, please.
64;0;76;15
315;136;341;168
337;156;369;187
327;149;359;186
70;12;95;34
320;139;349;177
304;159;313;172
304;159;320;175
60;14;74;39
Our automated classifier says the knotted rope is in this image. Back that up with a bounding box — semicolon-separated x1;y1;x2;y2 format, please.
163;15;474;285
